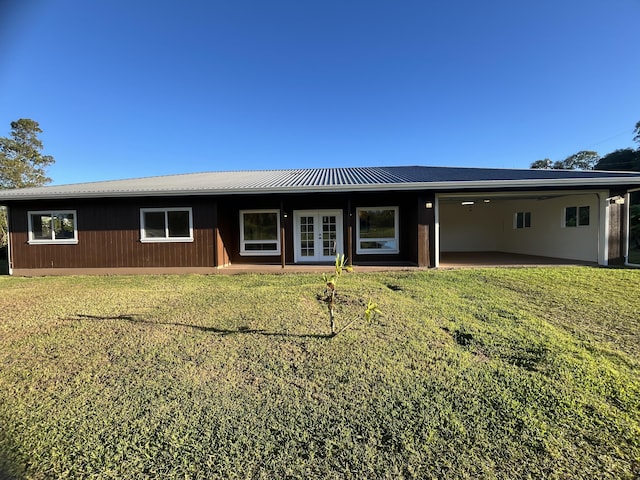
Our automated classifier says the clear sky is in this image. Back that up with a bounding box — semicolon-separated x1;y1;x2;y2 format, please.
1;0;638;185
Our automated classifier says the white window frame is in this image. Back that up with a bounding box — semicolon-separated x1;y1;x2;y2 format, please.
514;211;531;229
140;207;194;243
356;206;400;255
27;210;78;245
240;209;281;256
562;205;590;228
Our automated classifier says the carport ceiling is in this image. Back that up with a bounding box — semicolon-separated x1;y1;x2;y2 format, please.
437;192;577;204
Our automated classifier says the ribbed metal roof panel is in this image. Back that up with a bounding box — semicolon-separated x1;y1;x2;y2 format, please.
1;165;639;200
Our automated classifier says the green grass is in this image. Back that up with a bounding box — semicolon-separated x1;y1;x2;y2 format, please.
0;267;639;479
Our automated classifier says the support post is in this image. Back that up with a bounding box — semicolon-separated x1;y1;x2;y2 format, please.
281;201;286;268
418;224;430;267
281;225;286;269
418;194;436;268
347;199;353;266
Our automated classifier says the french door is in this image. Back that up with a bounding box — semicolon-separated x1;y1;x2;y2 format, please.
293;210;343;262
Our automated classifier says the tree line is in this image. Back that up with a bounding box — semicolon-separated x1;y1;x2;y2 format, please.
0;118;55;249
530;121;640;171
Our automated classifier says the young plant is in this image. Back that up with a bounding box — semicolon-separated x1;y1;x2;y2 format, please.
321;254;381;336
322;253;352;335
364;298;382;323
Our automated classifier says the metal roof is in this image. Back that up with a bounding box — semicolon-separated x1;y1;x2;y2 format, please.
1;165;640;201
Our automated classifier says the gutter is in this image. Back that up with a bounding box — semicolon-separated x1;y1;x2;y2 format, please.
1;177;640;201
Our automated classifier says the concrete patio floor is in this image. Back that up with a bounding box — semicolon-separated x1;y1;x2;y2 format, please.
438;252;596;269
214;252;595;274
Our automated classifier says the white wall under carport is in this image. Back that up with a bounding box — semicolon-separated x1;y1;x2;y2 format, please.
435;190;609;266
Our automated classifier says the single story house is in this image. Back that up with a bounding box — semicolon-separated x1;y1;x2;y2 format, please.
1;165;639;275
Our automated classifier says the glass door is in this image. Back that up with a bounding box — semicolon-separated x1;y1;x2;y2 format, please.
293;210;343;262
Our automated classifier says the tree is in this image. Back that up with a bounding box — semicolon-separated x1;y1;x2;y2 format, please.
320;253;380;336
532;120;640;171
0;118;55;249
561;150;599;170
552;160;566;169
530;158;553;169
321;254;353;335
530;151;599;170
594;148;640;172
0;118;55;189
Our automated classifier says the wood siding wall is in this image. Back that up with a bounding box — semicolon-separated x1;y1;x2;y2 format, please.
7;191;434;272
9;198;216;270
217;192;426;266
606;188;631;266
607;202;625;265
6;186;637;273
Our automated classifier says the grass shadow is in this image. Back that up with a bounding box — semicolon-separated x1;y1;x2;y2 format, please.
0;463;23;480
73;314;333;339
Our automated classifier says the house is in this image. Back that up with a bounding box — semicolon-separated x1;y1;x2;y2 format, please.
1;165;639;275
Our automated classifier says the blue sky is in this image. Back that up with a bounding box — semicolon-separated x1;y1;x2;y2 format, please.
0;0;638;185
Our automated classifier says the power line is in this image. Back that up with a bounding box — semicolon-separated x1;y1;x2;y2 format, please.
584;128;634;150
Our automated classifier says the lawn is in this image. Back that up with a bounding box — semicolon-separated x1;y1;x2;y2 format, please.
0;267;639;479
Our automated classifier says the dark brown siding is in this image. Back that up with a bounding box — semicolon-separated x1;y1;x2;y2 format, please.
216;191;424;266
8;191;432;272
350;191;421;266
9;197;215;270
218;195;290;265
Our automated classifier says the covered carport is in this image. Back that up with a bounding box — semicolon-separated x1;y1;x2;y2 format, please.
434;189;609;267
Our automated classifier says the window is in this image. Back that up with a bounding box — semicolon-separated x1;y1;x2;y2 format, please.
28;211;78;244
514;211;531;229
564;206;590;227
356;207;399;254
140;208;193;242
240;210;281;255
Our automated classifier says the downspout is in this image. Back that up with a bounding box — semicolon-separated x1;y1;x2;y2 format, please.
346;199;353;267
434;195;440;268
624;192;630;265
280;200;286;269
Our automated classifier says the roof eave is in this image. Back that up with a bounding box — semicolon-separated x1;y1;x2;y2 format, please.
0;176;639;201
